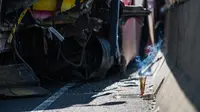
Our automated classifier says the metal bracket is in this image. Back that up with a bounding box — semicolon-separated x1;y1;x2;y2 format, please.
121;5;151;17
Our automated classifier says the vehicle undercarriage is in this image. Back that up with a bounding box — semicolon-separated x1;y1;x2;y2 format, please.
0;0;151;97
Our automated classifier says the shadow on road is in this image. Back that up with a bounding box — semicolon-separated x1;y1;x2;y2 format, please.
0;67;138;112
84;101;127;107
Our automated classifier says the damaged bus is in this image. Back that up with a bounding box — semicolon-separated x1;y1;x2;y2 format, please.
0;0;153;96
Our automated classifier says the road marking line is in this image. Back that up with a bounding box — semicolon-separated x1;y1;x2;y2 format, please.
30;83;75;112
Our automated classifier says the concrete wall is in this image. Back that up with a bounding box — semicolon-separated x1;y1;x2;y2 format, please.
153;0;200;111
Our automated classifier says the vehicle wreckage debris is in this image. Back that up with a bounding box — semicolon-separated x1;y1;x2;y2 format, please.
0;0;153;99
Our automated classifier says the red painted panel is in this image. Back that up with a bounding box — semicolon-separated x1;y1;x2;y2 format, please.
122;17;142;65
121;0;142;65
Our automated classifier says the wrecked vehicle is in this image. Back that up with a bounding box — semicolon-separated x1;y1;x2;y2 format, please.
0;0;152;96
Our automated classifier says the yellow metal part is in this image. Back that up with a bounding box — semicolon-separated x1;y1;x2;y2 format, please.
33;0;85;12
33;0;57;11
7;8;30;43
61;0;85;12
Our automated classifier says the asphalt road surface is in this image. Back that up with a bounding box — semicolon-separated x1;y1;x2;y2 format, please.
0;73;155;112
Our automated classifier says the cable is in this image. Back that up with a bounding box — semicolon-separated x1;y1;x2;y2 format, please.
13;33;34;74
8;88;17;96
8;10;34;73
60;32;92;67
60;49;85;67
4;10;35;74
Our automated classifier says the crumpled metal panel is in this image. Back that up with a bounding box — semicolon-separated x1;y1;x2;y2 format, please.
0;87;49;97
0;63;49;98
0;63;39;87
0;33;10;53
3;0;37;13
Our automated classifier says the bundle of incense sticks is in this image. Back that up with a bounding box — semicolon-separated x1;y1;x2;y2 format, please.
139;76;147;96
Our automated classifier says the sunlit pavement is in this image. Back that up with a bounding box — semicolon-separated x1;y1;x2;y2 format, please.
41;74;154;112
0;72;155;112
